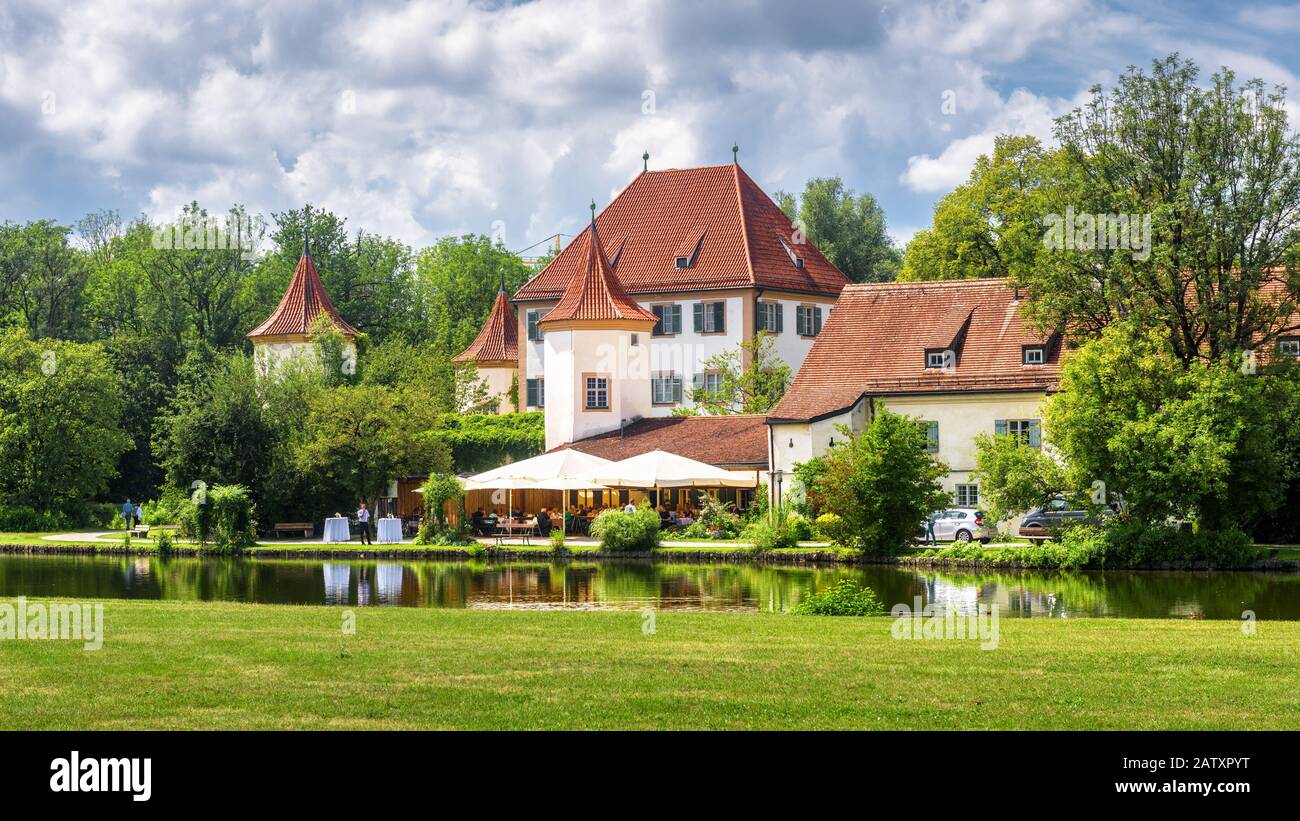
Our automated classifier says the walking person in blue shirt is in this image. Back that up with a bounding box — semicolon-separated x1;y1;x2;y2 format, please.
121;499;133;531
356;502;372;545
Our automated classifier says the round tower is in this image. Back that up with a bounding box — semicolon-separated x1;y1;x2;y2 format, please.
538;202;657;450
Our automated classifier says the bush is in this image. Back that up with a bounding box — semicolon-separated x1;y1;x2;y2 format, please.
786;514;813;541
813;512;850;545
179;484;256;553
794;580;885;616
415;474;466;544
678;522;711;539
142;487;188;525
154;530;175;555
694;493;742;538
550;528;569;556
925;522;1260;569
0;504;69;532
589;504;661;552
740;519;798;552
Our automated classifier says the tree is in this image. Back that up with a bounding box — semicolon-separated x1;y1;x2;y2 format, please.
0;220;88;340
805;410;950;554
295;385;452;508
1044;323;1291;530
691;331;791;414
0;329;127;517
1020;54;1300;363
776;177;901;282
970;431;1072;524
901;135;1053;282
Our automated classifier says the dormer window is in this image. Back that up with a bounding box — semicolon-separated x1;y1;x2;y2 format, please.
1280;337;1300;358
926;350;951;369
675;257;690;269
1023;346;1045;365
778;237;804;269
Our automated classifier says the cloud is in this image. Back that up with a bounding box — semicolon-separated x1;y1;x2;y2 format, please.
0;0;1295;256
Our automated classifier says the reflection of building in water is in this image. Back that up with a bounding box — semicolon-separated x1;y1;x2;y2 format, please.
322;563;350;605
927;576;981;616
375;564;403;604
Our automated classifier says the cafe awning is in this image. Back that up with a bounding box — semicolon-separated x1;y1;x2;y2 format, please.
576;449;758;489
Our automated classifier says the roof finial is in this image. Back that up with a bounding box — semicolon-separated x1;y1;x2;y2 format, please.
642;150;649;172
590;199;596;228
731;142;738;164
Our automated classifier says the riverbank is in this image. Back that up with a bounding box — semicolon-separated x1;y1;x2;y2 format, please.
4;532;1298;570
0;597;1295;730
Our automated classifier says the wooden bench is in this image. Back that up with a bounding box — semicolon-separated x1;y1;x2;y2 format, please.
274;522;315;539
129;524;150;538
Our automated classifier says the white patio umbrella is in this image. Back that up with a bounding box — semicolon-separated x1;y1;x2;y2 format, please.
576;449;758;489
461;449;614;491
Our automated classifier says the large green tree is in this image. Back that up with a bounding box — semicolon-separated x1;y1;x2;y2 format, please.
901;135;1054;282
1022;55;1300;363
690;331;792;415
776;177;902;282
0;220;88;340
0;329;127;516
1044;323;1293;531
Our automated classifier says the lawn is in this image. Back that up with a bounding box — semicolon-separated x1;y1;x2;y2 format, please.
1;598;1296;730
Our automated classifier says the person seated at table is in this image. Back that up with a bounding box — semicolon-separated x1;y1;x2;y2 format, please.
470;508;488;536
657;505;671;528
536;507;553;536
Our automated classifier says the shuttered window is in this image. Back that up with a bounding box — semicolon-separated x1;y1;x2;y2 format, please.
526;378;544;408
693;301;726;333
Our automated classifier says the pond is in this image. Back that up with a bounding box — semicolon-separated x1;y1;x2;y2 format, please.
1;554;1297;619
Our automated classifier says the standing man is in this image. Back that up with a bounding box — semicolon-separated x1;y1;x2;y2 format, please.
121;499;133;531
356;501;372;545
925;513;938;547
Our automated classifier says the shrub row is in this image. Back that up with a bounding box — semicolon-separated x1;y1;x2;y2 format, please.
922;522;1259;569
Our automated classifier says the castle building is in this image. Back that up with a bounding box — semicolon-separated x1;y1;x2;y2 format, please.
509;159;850;453
248;242;359;376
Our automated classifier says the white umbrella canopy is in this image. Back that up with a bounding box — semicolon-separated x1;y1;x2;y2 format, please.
461;449;614;491
577;449;758;489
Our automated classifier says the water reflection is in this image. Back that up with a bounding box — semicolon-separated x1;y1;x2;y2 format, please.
0;555;1297;619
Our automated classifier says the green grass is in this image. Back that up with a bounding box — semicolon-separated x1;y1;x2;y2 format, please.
1;597;1297;730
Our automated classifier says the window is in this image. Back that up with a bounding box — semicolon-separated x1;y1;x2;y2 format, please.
631;334;639;347
926;350;950;369
1023;346;1045;365
525;378;544;408
696;371;724;398
652;304;682;336
652;373;683;405
584;376;609;410
526;309;545;341
996;418;1041;447
955;484;979;507
778;237;803;269
675;257;690;269
1280;337;1300;357
757;301;783;333
693;301;726;334
796;305;823;337
924;421;939;453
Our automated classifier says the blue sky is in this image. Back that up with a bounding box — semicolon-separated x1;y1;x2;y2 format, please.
2;0;1298;254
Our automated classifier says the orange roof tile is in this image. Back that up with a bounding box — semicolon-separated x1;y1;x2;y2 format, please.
516;164;849;302
453;288;519;365
248;250;359;339
769;279;1063;422
538;217;657;325
552;414;769;468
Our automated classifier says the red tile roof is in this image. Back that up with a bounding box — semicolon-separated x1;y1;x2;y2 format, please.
248;251;359;339
516;164;850;302
769;278;1063;422
538;218;657;325
552;414;769;468
453;288;519;365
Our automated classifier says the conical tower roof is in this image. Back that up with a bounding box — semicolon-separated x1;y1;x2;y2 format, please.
453;286;519;365
248;245;359;340
539;206;656;326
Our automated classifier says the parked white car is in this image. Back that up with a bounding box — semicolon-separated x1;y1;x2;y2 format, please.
917;508;994;544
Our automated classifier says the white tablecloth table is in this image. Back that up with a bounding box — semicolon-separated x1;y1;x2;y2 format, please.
376;518;402;544
323;517;351;543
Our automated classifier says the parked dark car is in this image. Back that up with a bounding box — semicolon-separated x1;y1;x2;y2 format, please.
1017;495;1117;541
